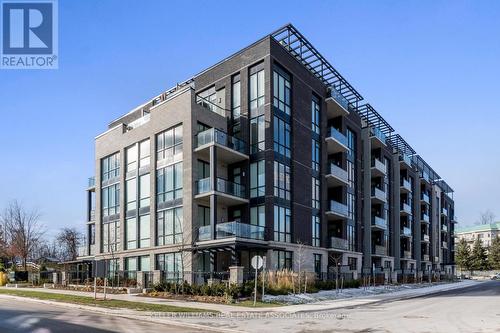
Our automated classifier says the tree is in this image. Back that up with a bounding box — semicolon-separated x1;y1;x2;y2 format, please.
455;238;472;273
294;240;307;294
56;227;82;262
470;238;488;271
0;201;45;270
488;236;500;270
476;210;495;225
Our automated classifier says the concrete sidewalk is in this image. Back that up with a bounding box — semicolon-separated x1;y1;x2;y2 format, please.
0;280;480;314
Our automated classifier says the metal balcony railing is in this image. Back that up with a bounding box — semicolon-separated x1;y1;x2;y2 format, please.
330;236;349;250
196;128;247;154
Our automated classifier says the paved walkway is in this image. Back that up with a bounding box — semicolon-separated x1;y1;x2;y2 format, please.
0;280;480;314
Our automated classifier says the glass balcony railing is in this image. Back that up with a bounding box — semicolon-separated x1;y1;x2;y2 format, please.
401;202;412;214
442;241;448;249
328;87;349;111
442;208;448;217
401;227;412;237
196;128;247;154
371;158;387;174
330;236;348;250
327;127;348;147
373;245;387;256
422;254;430;261
422;234;430;242
328;163;348;183
329;200;349;217
401;178;412;191
198;225;211;241
216;221;265;240
421;192;430;204
371;127;386;144
421;213;430;223
196;177;246;198
402;250;412;259
371;186;386;201
421;171;430;183
400;154;412;167
88;177;95;188
372;216;387;229
442;224;448;233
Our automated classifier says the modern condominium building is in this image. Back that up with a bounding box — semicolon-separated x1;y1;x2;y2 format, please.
78;24;456;278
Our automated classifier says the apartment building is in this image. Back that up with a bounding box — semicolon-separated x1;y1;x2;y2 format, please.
78;24;456;278
456;223;500;248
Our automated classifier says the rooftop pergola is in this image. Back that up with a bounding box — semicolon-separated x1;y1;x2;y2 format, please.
270;24;363;105
387;134;416;157
357;104;394;135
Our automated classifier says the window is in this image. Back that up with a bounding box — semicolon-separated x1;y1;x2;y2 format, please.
139;255;150;271
156;125;183;161
126;145;137;173
273;67;291;115
274;205;291;242
139;214;150;248
314;254;322;275
250;115;265;153
274;161;290;200
126;217;137;250
197;160;210;179
273;116;291;158
273;250;292;270
196;87;217;113
102;220;120;253
312;215;320;247
156;252;181;272
347;224;356;252
232;75;241;120
312;177;320;209
347;128;356;159
139;139;150;168
157;207;183;246
125;178;136;211
311;96;320;134
347;257;357;271
250;160;265;198
125;257;137;271
312;139;320;172
157;162;183;203
249;68;265;111
250;205;265;227
102;184;119;217
139;174;150;208
198;206;210;227
101;152;120;182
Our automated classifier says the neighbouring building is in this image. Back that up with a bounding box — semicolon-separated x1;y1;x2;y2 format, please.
78;24;456;280
455;223;500;249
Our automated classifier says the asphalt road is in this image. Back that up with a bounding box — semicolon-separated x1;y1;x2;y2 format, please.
0;281;499;333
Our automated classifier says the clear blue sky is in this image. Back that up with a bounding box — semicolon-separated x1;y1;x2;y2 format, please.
1;0;498;237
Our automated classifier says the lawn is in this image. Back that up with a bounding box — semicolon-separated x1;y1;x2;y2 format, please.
232;300;284;308
0;288;216;313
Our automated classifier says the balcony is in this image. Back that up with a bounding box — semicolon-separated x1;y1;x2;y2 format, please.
325;127;348;154
421;234;430;242
442;241;448;249
442;224;448;233
195;128;248;163
198;222;266;242
420;171;431;184
330;236;349;250
373;245;387;256
77;245;87;257
400;154;412;169
371;158;387;177
400;178;412;193
441;208;448;217
422;254;430;262
326;163;349;187
372;215;387;230
326;200;349;220
401;251;412;259
89;210;96;222
401;227;412;237
420;192;430;205
370;127;387;147
421;213;430;224
88;177;95;189
371;186;387;204
326;87;350;117
400;202;412;216
195;177;248;205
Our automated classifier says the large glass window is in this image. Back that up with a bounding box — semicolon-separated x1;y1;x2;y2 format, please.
314;254;322;274
250;205;265;227
312;215;320;247
273;116;291;158
126;145;137;173
139;139;150;168
139;214;150;248
198;206;210;226
102;184;120;217
139;255;150;271
101;152;120;182
139;174;150;208
250;115;265;153
249;68;265;111
157;207;183;246
250;160;265;198
102;220;120;253
312;139;320;172
312;177;320;209
156;124;183;161
157;162;183;203
156;252;181;272
273;67;291;115
126;217;137;250
274;205;291;242
232;75;241;120
274;161;290;201
311;96;320;134
273;250;292;270
125;178;136;212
